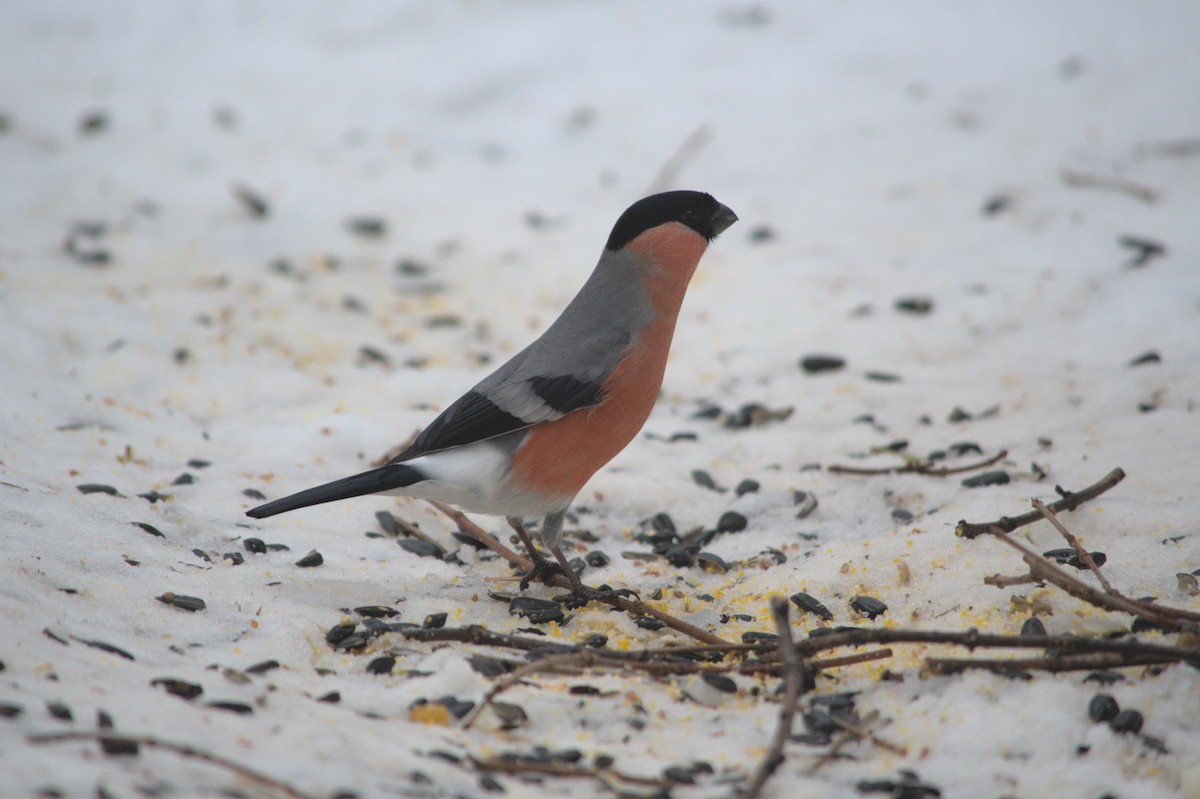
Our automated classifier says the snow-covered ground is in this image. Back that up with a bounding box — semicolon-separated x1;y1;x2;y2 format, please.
2;2;1199;797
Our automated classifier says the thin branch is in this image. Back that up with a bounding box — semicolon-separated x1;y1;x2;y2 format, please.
830;711;906;756
827;449;1006;477
927;652;1180;675
1032;498;1115;593
1060;168;1158;204
27;732;317;799
808;648;893;671
427;501;730;646
469;755;672;789
956;468;1125;538
743;597;804;799
463;652;584;730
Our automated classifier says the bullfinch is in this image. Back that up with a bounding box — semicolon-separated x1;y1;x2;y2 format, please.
246;190;737;603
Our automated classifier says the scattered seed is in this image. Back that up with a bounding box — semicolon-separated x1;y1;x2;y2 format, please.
735;478;760;497
317;691;340;703
423;612;448;629
691;469;722;492
800;355;846;374
961;471;1009;488
347;216;387;237
243;538;267;554
151;678;203;700
664;544;696;568
894;296;934;315
138;490;171;503
584;551;610;568
130;522;164;538
77;483;120;496
696;552;729;572
375;510;400;536
1176;573;1199;593
77;638;135;661
723;402;794;428
222;552;245;566
700;672;737;694
207;701;253;715
468;656;511;677
358;345;391;367
891;508;915;524
0;703;23;718
790;592;834;621
356;605;400;618
295;550;324;567
509;597;564;625
1083;671;1125;686
366;656;395;675
1128;350;1161;367
192;548;213;563
948;441;984;456
864;371;902;383
1088;694;1120;723
982;194;1012;216
171;473;195;485
187;459;211;469
634;616;666;631
479;774;504;792
793;490;819;519
1118;235;1165;268
79;110;108;134
490;701;527;730
1020;617;1047;637
47;701;73;721
243;488;267;500
717;511;748;533
231;184;270;218
583;634;608;648
156;593;206;612
245;659;280;675
850;596;888;620
398;538;444;559
947;406;972;423
742;631;779;644
1109;709;1144;734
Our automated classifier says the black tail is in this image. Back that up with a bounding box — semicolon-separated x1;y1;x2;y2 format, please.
245;463;424;519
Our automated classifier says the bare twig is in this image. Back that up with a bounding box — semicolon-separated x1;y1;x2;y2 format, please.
1032;498;1115;593
28;732;317;799
983;572;1041;588
1060;168;1158;203
827;449;1007;477
957;468;1126;538
927;652;1180;675
469;755;672;789
830;711;906;756
463;652;585;729
427;501;730;646
808;648;893;671
744;597;805;799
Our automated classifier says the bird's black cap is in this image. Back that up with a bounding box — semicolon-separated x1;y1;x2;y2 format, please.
605;191;737;251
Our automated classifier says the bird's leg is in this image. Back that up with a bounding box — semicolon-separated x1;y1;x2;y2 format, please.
540;511;639;608
507;516;561;590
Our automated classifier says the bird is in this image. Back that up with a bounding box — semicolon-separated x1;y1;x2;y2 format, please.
246;190;737;604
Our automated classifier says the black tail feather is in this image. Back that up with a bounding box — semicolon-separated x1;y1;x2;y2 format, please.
246;464;424;519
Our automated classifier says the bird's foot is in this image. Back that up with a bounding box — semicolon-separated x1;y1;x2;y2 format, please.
555;583;640;609
518;556;563;591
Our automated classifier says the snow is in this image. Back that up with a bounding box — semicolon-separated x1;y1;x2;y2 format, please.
2;2;1199;797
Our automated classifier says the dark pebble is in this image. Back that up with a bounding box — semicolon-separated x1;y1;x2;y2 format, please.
584;551;610;568
800;355;846;374
735;478;760;496
243;488;267;500
207;701;254;715
366;656;395;675
691;469;722;492
347;216;387;237
222;551;245;566
790;592;834;620
77;483;120;496
634;616;666;631
700;672;737;694
151;678;202;700
509;597;565;625
398;538;444;559
864;371;902;383
245;659;280;675
894;296;934;315
1127;351;1161;367
131;522;164;538
1088;694;1120;723
1109;709;1144;734
891;508;915;524
961;471;1009;488
850;596;888;620
171;472;196;486
295;550;324;567
717;511;747;533
1020;617;1047;637
317;691;341;703
47;701;73;721
156;593;206;612
423;612;448;629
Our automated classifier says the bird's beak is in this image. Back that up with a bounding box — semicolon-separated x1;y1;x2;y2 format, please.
711;203;738;237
